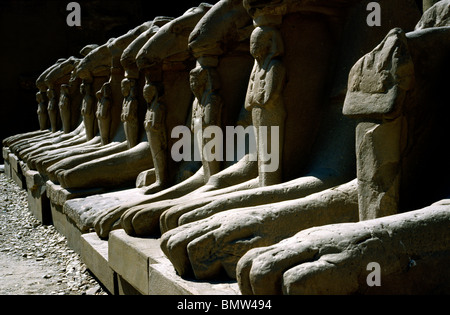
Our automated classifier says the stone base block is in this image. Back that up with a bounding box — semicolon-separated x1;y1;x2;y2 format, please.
9;153;25;189
46;180;106;254
2;147;11;178
49;200;84;254
108;230;161;294
117;275;142;295
108;229;240;295
80;232;116;295
147;258;240;295
25;170;51;224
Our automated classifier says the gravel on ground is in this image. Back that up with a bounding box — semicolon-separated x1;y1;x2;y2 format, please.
0;171;107;295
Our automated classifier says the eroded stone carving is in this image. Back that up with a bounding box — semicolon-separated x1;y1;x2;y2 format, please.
344;27;415;220
7;21;156;193
189;61;223;180
96;81;113;146
159;0;421;280
238;198;450;294
56;8;211;235
93;0;262;239
13;57;85;162
2;43;100;160
134;4;213;196
3;0;449;296
92;3;224;237
153;0;258;235
245;25;285;186
141;76;167;194
120;78;139;149
26;44;112;174
79;80;98;141
44;57;82;133
2;61;62;149
41;22;157;189
237;3;450;294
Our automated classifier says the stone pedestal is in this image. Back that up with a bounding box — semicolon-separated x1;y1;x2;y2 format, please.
80;232;117;295
25;169;51;224
108;229;240;295
2;147;11;178
46;180;106;254
9;153;26;189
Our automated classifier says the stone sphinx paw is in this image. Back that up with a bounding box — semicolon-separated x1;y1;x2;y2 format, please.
93;206;125;239
120;204;163;237
159;198;214;234
237;222;397;295
160;209;279;280
56;169;74;188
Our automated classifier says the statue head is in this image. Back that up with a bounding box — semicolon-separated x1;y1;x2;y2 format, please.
36;91;49;130
121;17;174;79
36;59;65;92
36;91;45;104
80;82;86;95
121;78;133;97
250;26;284;62
96;89;103;101
108;21;153;69
44;57;79;88
143;82;158;104
190;64;221;99
73;43;112;81
343;28;415;120
47;89;55;99
136;3;212;70
79;44;99;57
188;0;253;58
60;84;70;95
189;66;208;100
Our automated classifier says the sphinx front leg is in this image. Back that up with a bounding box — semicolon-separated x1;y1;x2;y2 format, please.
160;180;358;280
237;198;450;294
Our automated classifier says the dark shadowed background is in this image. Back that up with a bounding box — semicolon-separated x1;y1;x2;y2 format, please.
0;0;209;163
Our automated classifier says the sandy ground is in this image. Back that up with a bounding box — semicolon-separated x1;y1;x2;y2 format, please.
0;172;106;295
0;253;72;295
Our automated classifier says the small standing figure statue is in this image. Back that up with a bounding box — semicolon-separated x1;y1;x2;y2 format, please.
121;78;140;148
47;88;60;132
143;78;167;193
245;25;286;186
190;59;223;180
36;91;49;131
80;80;97;140
59;84;71;133
96;82;112;145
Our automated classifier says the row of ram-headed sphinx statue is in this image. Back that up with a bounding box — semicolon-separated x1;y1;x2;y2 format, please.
3;0;450;294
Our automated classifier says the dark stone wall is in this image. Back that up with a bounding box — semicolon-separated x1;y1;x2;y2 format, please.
0;0;207;162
